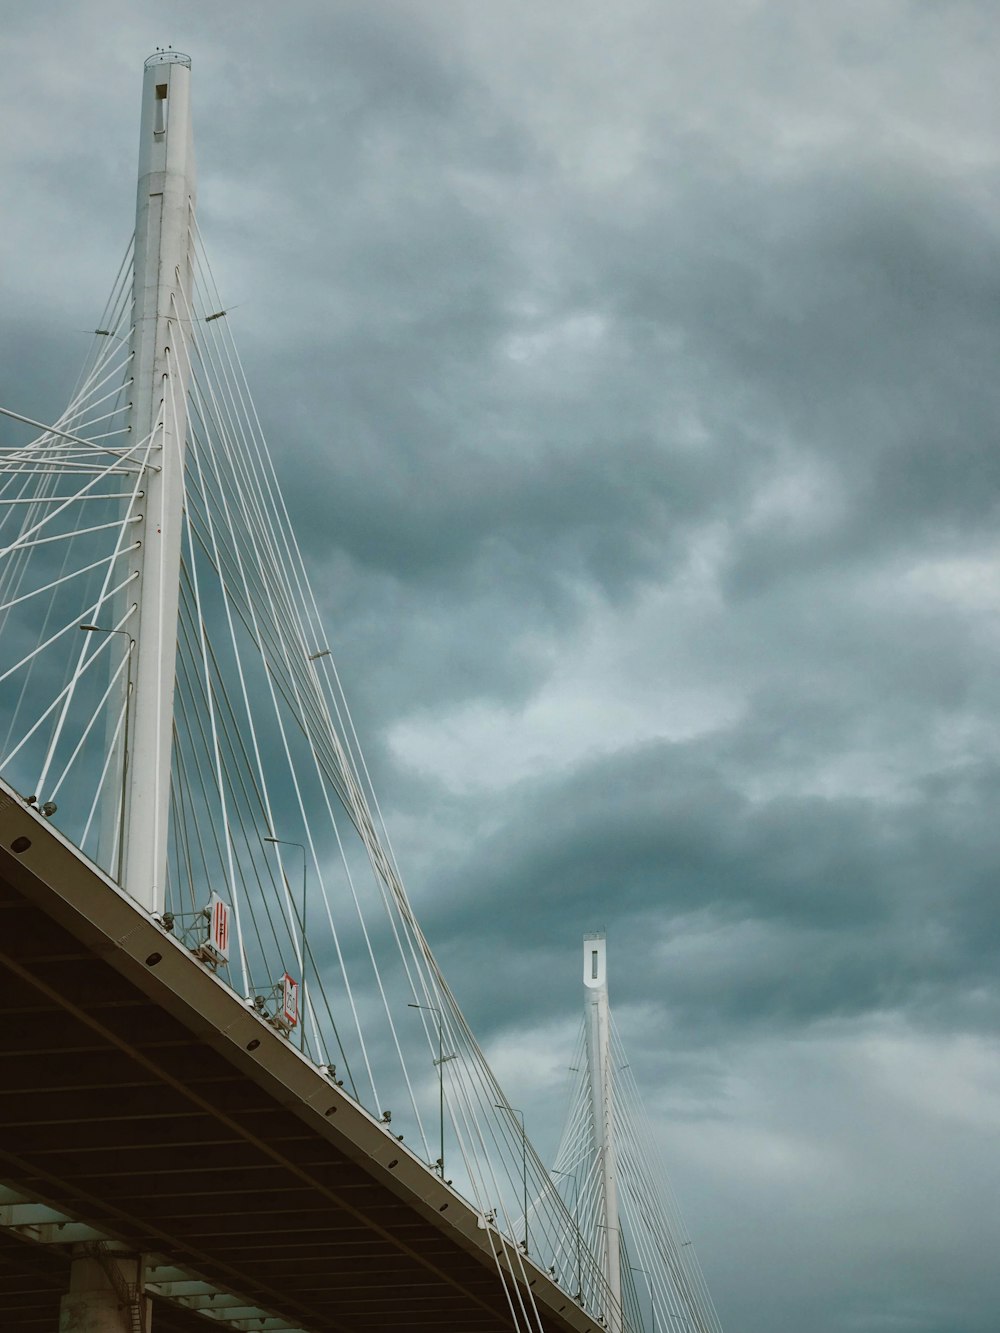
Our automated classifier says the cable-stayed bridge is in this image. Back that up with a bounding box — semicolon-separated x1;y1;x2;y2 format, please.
0;53;723;1333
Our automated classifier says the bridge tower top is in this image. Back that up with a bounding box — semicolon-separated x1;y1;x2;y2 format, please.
583;930;607;989
144;48;192;68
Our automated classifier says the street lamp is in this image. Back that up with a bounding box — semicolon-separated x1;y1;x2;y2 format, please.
495;1103;529;1254
629;1265;656;1333
552;1167;583;1300
263;835;308;1053
408;1002;455;1178
80;622;134;886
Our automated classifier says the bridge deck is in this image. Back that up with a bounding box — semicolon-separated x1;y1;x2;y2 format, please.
0;786;592;1333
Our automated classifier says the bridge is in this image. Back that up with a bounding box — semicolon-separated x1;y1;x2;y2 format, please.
0;53;724;1333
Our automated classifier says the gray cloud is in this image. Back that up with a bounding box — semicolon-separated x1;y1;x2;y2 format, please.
3;2;1000;1330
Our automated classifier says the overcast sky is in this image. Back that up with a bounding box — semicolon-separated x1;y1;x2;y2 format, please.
3;3;1000;1330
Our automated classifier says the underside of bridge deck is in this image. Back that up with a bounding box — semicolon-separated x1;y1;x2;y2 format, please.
0;1226;216;1332
0;788;593;1333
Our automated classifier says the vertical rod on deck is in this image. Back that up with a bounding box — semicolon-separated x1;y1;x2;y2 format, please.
495;1103;529;1254
80;625;134;885
584;932;623;1331
119;53;196;912
409;1002;455;1178
264;836;308;1052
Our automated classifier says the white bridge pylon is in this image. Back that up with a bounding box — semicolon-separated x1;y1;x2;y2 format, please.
0;52;725;1333
585;933;624;1328
550;936;725;1333
121;52;196;912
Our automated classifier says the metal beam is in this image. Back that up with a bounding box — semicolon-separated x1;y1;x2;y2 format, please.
0;1185;308;1333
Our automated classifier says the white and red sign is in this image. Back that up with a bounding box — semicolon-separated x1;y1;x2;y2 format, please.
206;893;230;963
282;972;299;1029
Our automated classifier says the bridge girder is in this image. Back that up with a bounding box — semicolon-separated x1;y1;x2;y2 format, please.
0;784;597;1333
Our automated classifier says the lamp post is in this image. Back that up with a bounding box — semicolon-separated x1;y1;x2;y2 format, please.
495;1103;529;1254
629;1265;656;1333
263;836;307;1052
552;1167;583;1300
408;1002;455;1178
80;622;133;886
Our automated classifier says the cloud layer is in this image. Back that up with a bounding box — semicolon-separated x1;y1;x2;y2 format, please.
3;3;1000;1330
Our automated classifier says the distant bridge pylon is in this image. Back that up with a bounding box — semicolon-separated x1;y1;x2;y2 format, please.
548;937;725;1333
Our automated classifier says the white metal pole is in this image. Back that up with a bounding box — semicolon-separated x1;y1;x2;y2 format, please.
120;53;196;912
584;932;624;1332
